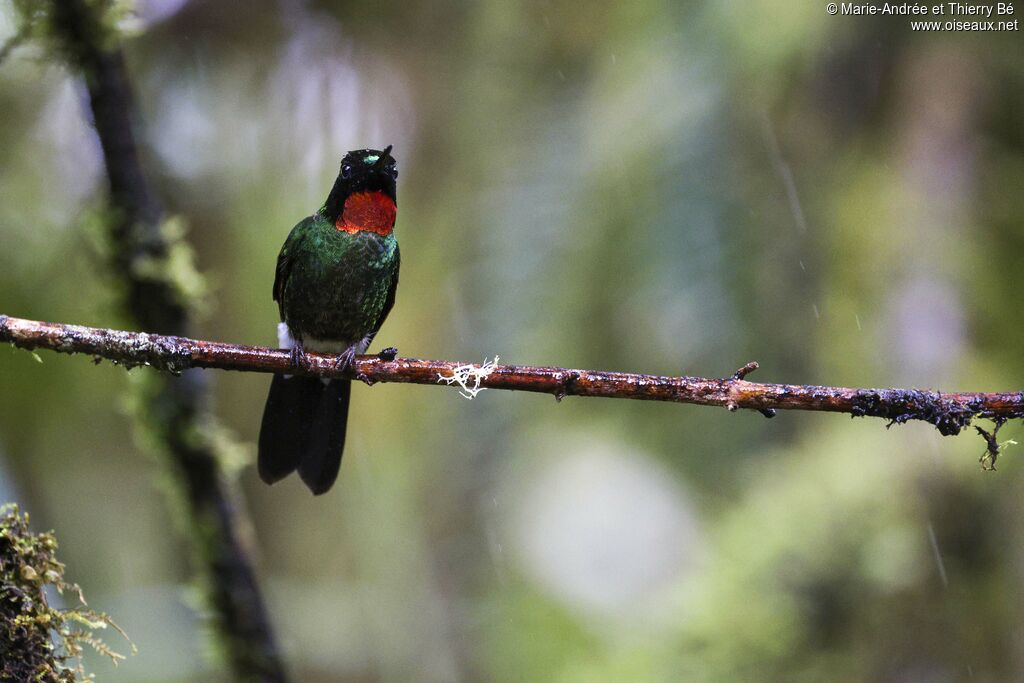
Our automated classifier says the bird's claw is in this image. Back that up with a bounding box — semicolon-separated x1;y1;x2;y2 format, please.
290;343;310;370
334;347;357;372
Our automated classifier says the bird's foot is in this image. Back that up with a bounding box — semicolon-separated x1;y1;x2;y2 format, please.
290;341;310;370
335;347;377;385
354;346;398;385
334;346;357;372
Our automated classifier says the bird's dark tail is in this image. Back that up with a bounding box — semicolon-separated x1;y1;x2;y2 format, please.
258;375;350;495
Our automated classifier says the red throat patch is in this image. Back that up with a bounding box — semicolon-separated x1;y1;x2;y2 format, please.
336;191;396;235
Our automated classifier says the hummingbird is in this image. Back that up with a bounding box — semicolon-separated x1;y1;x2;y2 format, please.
258;146;400;495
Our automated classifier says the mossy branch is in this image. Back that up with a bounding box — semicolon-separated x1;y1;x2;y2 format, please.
3;313;1022;467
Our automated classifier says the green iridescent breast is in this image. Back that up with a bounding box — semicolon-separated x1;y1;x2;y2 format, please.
277;215;400;345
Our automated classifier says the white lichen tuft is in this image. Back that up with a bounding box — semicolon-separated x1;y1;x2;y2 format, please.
438;356;499;399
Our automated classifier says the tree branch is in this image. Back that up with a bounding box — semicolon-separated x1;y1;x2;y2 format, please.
4;314;1022;441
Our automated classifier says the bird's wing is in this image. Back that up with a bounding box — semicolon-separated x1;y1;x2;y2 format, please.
273;216;315;320
359;243;400;353
372;243;401;336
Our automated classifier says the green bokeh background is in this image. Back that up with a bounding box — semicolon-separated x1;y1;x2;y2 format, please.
1;1;1022;680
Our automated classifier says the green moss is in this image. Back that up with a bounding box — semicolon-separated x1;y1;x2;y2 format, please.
0;504;132;682
10;0;109;61
131;216;211;317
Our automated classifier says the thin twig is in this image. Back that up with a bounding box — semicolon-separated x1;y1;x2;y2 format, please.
4;314;1023;439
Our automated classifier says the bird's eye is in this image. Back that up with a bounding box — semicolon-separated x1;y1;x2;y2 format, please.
341;164;352;179
389;168;398;180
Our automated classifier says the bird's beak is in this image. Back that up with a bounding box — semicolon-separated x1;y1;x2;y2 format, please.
375;145;393;170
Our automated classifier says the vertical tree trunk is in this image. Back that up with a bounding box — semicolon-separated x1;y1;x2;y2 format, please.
46;1;288;679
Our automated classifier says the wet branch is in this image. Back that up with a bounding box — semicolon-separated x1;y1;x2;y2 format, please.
4;313;1022;451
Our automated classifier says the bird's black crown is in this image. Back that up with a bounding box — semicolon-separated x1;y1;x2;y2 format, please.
325;145;397;220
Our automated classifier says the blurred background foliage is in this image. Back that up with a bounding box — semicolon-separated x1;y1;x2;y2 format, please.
0;0;1022;680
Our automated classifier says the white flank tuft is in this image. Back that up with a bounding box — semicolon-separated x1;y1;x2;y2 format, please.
277;322;295;350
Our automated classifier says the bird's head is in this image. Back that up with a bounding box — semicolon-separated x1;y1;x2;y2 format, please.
325;145;398;235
